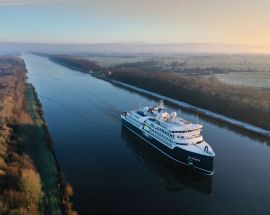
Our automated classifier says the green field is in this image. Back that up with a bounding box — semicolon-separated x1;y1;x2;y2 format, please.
24;84;63;215
213;71;270;88
161;54;270;71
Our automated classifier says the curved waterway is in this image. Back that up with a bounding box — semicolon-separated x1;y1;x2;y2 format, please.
24;54;270;215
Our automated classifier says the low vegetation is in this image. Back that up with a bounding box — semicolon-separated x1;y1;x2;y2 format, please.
59;174;77;215
0;57;42;214
0;56;77;214
51;55;100;72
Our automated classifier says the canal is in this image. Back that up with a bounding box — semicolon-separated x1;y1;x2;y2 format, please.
24;54;270;215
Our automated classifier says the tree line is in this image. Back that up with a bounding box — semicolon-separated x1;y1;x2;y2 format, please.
0;57;43;214
108;70;270;130
50;55;100;72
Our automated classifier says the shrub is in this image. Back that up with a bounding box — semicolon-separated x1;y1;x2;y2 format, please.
4;190;25;209
19;169;43;209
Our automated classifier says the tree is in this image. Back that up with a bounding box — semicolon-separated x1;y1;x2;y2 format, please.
19;169;43;210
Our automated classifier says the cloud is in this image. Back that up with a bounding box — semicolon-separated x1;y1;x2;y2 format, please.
0;0;67;6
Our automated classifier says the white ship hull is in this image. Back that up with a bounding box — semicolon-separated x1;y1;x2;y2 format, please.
121;115;214;175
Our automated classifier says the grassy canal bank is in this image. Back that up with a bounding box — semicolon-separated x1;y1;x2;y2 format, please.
24;83;63;215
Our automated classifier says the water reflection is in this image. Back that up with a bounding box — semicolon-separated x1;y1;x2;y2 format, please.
121;126;212;195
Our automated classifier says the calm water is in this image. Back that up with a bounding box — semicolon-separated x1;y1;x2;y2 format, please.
24;54;270;215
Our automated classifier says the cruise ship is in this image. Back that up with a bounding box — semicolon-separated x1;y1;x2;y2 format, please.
121;100;215;175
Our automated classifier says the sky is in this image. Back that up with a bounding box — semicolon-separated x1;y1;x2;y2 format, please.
0;0;270;47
